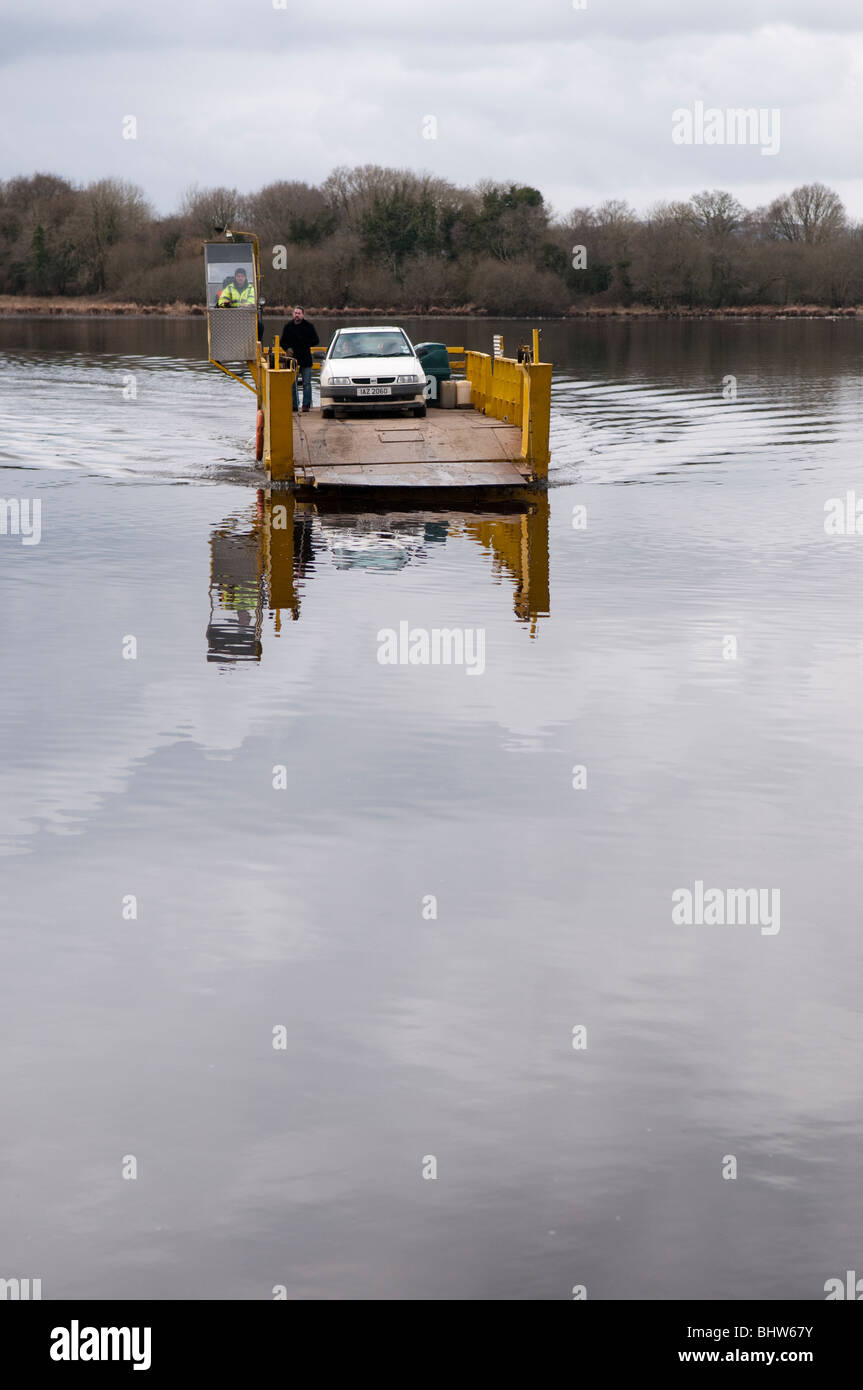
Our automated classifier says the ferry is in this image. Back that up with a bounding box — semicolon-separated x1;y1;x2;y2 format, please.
204;230;552;492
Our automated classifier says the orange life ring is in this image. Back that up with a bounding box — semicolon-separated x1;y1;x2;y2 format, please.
255;409;264;461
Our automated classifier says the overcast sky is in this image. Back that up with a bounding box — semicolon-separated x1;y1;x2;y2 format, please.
3;0;863;219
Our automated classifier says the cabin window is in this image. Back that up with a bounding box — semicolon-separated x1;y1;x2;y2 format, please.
204;245;256;309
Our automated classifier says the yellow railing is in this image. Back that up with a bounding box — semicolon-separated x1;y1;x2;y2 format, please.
464;350;491;411
261;335;297;483
464;349;551;478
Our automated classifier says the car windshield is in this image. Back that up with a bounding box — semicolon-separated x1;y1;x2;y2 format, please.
331;331;412;359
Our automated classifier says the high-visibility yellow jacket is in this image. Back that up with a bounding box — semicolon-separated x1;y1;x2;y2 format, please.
218;281;256;306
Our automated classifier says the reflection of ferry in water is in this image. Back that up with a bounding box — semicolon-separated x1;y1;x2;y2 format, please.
207;491;550;663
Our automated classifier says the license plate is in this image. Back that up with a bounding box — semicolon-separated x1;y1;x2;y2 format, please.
357;386;391;397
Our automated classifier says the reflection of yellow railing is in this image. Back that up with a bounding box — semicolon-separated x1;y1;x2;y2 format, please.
459;497;550;635
464;350;552;479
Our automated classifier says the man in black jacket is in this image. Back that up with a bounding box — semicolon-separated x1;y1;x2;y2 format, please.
280;306;319;412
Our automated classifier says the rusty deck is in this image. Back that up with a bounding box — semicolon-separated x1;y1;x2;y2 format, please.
290;409;534;489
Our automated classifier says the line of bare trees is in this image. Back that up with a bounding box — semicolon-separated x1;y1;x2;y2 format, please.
1;167;860;313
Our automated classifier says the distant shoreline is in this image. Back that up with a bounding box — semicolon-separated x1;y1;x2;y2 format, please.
1;296;861;322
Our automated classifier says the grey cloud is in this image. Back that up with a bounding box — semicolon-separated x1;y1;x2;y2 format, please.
2;0;862;216
5;0;863;63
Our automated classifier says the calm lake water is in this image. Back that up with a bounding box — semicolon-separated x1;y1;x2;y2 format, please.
1;316;863;1300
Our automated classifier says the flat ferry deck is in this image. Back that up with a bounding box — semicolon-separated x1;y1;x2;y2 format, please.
291;409;533;489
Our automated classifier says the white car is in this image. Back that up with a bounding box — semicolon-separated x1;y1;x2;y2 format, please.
319;326;427;419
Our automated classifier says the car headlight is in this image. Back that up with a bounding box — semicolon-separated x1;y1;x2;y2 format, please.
397;374;421;384
329;377;350;385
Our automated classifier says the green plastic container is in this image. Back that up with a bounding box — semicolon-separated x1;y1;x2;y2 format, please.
414;342;452;405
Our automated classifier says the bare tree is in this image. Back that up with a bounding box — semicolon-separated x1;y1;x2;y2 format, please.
178;185;242;236
766;183;846;243
688;190;744;239
71;179;151;292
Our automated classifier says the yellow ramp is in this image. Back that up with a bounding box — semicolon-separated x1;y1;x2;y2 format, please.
292;410;532;487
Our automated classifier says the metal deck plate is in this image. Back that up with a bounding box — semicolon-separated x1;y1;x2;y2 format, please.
293;409;525;480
